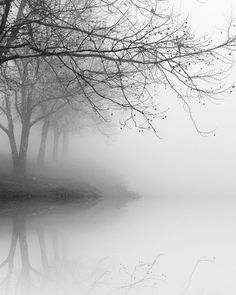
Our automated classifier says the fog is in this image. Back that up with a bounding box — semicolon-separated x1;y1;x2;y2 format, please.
1;92;236;294
1;0;236;295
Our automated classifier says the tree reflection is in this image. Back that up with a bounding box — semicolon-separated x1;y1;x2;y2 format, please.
0;215;19;294
0;214;31;294
0;180;171;295
0;210;71;295
35;224;49;273
0;208;214;295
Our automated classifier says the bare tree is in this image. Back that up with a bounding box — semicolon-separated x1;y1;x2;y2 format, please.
36;116;50;165
48;103;110;163
0;57;76;175
0;0;235;133
0;0;235;176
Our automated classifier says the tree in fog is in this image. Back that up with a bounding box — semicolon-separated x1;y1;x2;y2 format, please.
45;102;111;164
49;106;85;163
36;88;85;165
0;0;235;125
0;0;236;175
36;105;51;166
0;54;110;175
0;57;79;175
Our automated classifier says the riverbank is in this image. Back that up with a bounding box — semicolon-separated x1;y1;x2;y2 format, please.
0;173;102;216
0;159;139;217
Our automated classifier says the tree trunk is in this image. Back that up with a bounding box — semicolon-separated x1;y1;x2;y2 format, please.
8;131;19;176
5;94;20;176
16;122;31;177
52;125;60;163
62;130;69;161
37;119;50;166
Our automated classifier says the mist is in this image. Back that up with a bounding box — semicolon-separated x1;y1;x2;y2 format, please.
1;91;236;294
1;0;236;294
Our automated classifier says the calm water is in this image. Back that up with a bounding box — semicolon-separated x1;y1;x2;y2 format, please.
0;185;236;295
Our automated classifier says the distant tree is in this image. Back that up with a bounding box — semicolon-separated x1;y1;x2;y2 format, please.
51;107;81;163
0;57;78;175
36;107;50;166
48;103;111;164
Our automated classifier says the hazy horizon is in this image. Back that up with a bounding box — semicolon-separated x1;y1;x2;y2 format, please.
1;0;236;294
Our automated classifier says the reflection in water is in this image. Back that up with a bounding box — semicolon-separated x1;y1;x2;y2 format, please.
1;190;235;295
0;206;79;295
1;213;47;294
0;213;34;295
0;201;167;295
